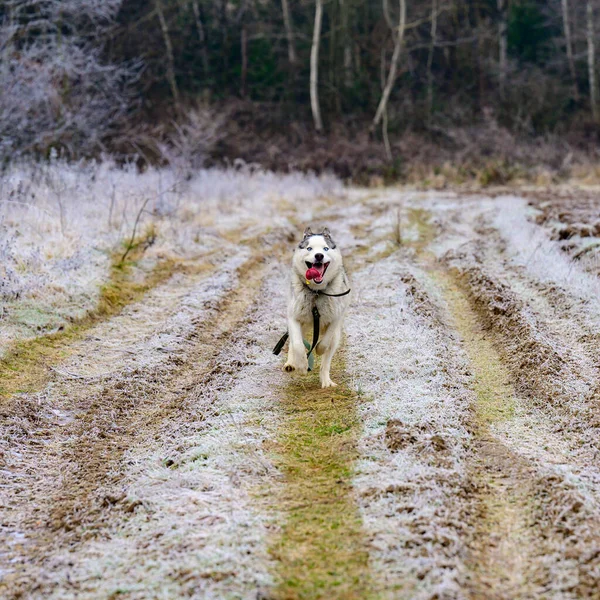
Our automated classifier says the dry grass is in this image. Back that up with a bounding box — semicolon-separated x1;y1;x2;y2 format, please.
0;246;185;400
268;368;372;600
5;176;600;599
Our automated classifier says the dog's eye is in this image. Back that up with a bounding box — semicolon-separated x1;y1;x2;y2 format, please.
323;247;329;251
307;247;312;251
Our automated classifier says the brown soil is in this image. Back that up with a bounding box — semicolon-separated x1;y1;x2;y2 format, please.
0;232;290;598
4;190;600;599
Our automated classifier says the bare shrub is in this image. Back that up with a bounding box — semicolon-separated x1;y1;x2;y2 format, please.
0;0;138;162
156;105;226;170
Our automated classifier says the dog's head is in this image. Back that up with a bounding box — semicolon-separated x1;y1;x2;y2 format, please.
293;227;342;286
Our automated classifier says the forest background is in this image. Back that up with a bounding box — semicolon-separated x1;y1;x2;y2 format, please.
1;0;599;183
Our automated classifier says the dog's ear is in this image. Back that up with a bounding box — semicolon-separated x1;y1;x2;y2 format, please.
321;227;337;249
298;226;313;248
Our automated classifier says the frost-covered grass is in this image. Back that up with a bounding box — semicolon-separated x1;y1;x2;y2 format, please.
345;247;473;597
37;258;287;600
492;196;600;312
0;160;340;352
0;231;296;598
326;191;472;598
7;180;600;598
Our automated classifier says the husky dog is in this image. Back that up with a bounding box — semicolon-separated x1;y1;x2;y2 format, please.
283;227;351;388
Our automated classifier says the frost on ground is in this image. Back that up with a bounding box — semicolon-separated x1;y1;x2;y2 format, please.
0;160;340;354
0;162;332;599
346;252;473;598
492;195;600;307
3;173;600;598
425;191;600;595
525;191;600;278
36;268;290;600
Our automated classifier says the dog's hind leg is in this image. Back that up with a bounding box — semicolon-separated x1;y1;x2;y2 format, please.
284;318;308;374
319;326;341;388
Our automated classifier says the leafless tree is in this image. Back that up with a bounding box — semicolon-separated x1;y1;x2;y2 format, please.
191;1;210;77
155;0;180;104
587;0;599;121
0;0;137;161
426;0;437;122
340;0;353;87
241;23;248;97
562;0;580;100
498;0;508;96
281;0;297;66
372;0;407;130
310;0;324;132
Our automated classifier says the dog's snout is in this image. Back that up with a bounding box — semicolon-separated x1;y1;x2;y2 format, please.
314;253;324;262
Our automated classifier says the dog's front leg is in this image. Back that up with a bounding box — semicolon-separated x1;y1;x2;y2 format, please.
319;324;341;388
284;318;308;374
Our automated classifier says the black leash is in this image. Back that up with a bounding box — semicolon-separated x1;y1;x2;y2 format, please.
272;331;289;356
272;287;351;365
307;306;320;359
272;307;320;370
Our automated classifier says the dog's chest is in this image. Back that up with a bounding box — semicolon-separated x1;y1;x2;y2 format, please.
292;292;342;325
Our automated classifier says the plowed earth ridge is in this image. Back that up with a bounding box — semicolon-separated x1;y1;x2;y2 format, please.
2;187;600;599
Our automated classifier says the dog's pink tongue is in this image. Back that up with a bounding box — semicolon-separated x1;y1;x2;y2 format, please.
306;267;320;280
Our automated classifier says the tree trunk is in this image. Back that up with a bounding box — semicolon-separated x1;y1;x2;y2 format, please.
155;0;179;104
475;0;485;108
240;24;248;97
191;0;210;77
426;0;437;123
562;0;580;100
498;0;507;97
310;0;324;132
372;0;406;130
380;45;392;160
340;0;353;87
281;0;297;65
588;0;599;121
220;0;229;82
382;0;394;29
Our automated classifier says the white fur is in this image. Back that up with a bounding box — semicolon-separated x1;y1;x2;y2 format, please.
283;231;351;388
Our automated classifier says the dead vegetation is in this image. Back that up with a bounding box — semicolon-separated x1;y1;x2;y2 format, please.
526;191;600;277
3;167;600;598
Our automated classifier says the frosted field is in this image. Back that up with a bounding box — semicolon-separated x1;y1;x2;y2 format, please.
1;162;600;599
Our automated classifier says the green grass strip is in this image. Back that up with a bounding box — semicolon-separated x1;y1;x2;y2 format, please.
268;362;373;600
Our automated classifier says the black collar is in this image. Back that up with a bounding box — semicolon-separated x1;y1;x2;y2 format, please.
304;285;351;297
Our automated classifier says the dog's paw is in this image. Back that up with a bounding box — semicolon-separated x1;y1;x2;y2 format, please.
284;362;308;374
321;378;338;389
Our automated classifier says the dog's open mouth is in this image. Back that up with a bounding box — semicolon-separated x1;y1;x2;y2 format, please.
305;261;329;284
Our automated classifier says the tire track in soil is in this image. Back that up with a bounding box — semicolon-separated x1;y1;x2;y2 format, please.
0;252;191;402
450;227;600;455
261;211;377;599
49;253;267;526
431;270;542;598
409;202;600;597
408;209;546;597
0;234;291;599
260;201;410;599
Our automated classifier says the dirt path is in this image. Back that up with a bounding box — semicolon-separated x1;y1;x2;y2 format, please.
415;198;600;597
432;268;541;597
3;188;600;598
